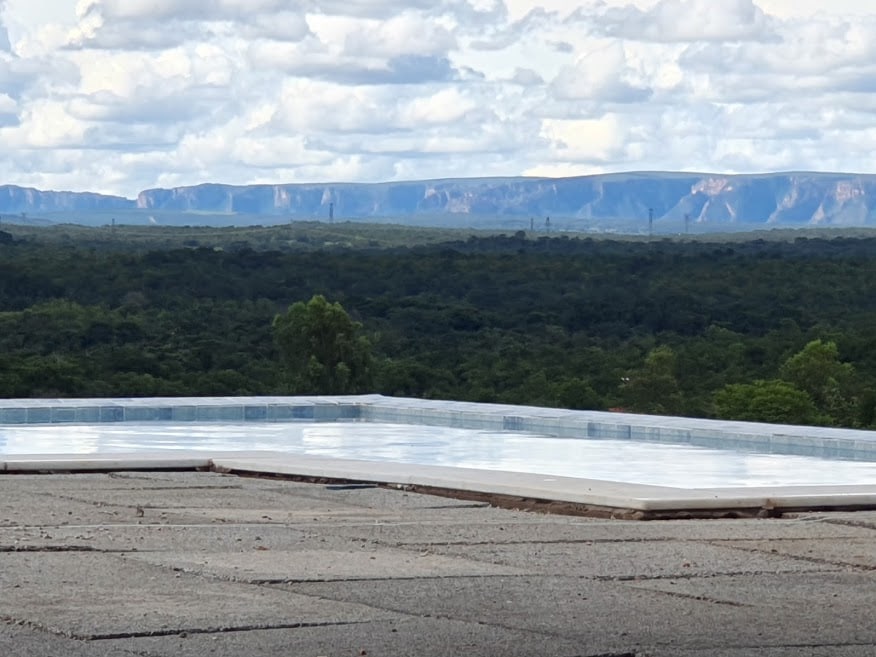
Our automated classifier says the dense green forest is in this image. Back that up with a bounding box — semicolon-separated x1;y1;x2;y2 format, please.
2;223;876;429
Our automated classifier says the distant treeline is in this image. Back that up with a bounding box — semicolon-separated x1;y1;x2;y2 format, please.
2;228;876;428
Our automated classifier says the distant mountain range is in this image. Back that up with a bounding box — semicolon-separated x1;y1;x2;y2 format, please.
3;171;876;233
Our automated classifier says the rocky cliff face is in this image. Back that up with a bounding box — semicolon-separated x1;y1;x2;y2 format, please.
4;172;876;229
0;185;132;215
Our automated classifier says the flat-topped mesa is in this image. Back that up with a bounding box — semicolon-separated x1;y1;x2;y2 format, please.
4;172;876;227
0;185;133;214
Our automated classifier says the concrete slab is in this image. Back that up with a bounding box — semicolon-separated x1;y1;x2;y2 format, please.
0;552;397;640
1;523;316;553
630;571;876;625
650;648;876;657
216;453;876;517
127;547;524;583
0;624;139;657
41;483;403;524
722;537;876;569
3;453;212;472
320;514;876;546
292;574;863;653
1;472;875;656
214;453;683;509
418;538;840;579
798;510;876;530
0;471;234;491
118;618;586;657
0;490;135;527
224;475;487;511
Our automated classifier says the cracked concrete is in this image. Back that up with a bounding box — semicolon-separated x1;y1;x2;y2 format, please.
1;471;876;656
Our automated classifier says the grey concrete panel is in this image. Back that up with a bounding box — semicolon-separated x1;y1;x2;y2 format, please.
0;552;397;639
118;618;586;657
0;471;240;491
0;491;131;527
46;484;397;517
247;481;495;511
127;548;524;582
629;571;876;625
293;574;862;652
153;505;401;525
320;515;876;546
797;511;876;530
216;454;876;514
1;522;319;553
420;539;839;578
722;537;876;569
0;624;139;657
0;472;383;527
3;473;876;655
4;454;212;472
649;647;876;657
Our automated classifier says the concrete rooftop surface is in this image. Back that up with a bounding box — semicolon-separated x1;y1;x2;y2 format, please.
1;471;875;657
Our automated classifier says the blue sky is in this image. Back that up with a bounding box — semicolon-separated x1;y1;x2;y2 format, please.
1;0;874;196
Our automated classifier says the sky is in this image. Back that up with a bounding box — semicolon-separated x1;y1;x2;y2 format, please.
1;0;875;197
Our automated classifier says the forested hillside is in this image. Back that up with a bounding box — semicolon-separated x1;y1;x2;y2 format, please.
2;227;876;428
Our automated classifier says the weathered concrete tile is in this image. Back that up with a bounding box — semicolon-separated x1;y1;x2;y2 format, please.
629;572;876;644
0;624;138;657
422;539;838;578
0;471;236;492
797;511;876;531
127;548;523;582
292;575;852;652
0;552;397;639
650;647;876;657
35;483;403;526
1;523;316;553
321;515;876;547
120;617;585;657
722;537;876;569
0;491;125;527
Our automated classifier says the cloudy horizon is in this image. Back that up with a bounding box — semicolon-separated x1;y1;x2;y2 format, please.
1;0;875;196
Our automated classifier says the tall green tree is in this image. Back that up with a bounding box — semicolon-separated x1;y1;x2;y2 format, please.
272;295;374;394
619;345;683;415
714;379;824;425
779;339;858;426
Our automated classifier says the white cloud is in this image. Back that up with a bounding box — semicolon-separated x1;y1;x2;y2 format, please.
76;0;290;22
0;0;875;196
581;0;778;43
342;12;456;57
551;41;653;103
0;3;11;52
540;114;627;163
0;90;17;126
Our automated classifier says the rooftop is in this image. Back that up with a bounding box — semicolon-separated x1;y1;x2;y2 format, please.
2;395;876;655
1;470;875;656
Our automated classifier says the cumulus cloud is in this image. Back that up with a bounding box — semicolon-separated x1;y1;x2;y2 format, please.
76;0;291;22
551;42;653;103
0;91;16;126
509;67;543;86
69;1;310;49
578;0;779;43
1;0;875;195
0;4;10;53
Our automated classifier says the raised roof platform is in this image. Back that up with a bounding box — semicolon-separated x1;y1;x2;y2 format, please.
2;395;876;519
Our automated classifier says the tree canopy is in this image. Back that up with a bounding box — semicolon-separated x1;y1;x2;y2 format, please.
2;228;876;428
273;295;374;394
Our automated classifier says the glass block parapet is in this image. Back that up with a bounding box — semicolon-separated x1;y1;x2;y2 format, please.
0;394;874;461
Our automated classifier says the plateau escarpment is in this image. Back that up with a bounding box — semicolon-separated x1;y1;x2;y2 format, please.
3;172;876;231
